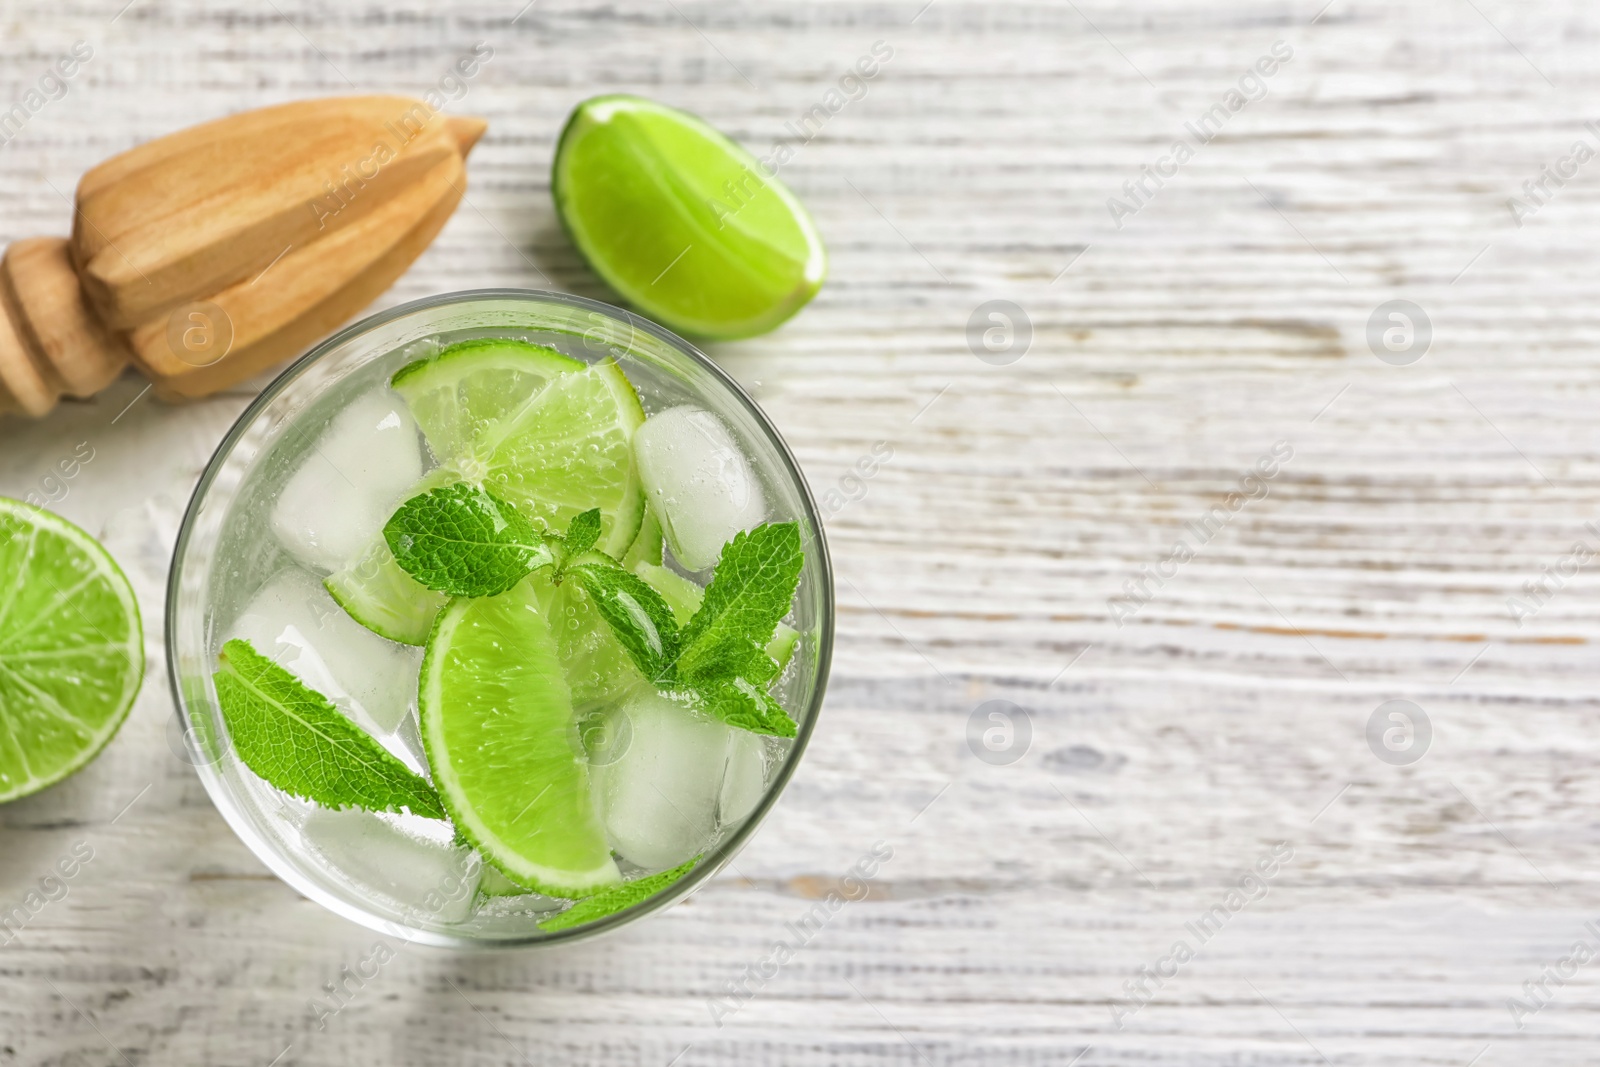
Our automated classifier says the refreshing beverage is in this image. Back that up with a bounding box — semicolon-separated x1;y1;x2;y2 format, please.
168;291;831;945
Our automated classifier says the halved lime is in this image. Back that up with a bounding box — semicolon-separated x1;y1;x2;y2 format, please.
553;94;827;340
0;500;143;803
420;578;620;897
330;340;646;644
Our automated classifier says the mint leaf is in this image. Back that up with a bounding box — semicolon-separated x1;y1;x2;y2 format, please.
673;523;803;686
695;677;798;738
564;508;602;558
569;560;680;682
538;857;699;932
571;524;805;738
213;638;445;818
384;483;553;597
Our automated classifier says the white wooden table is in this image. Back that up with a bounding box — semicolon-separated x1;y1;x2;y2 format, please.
4;0;1600;1063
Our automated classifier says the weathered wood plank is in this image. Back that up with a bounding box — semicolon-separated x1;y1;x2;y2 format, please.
4;0;1600;1063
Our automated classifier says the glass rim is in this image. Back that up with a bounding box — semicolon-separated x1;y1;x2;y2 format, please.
165;287;835;950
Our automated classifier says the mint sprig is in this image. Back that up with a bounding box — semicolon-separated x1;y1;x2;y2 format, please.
563;507;602;558
569;525;802;736
675;525;801;686
567;561;680;682
380;481;804;738
697;677;797;737
538;857;699;932
213;638;445;819
384;483;552;597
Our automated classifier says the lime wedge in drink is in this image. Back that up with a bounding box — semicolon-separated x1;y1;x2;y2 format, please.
392;338;585;462
394;339;645;554
553;94;827;340
620;510;664;568
420;578;620;897
329;339;646;644
323;536;446;646
0;500;143;803
530;570;641;714
324;467;459;645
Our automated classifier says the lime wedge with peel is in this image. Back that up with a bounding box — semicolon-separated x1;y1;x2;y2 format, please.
420;577;621;897
0;500;143;803
329;339;646;645
325;467;458;645
391;338;585;463
530;570;641;714
553;94;827;340
393;339;646;556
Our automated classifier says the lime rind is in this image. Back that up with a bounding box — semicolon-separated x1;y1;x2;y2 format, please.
419;586;621;899
593;359;647;556
620;510;664;569
323;537;446;646
0;499;144;804
390;338;584;390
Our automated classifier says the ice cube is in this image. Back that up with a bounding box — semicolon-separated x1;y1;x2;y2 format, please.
226;568;422;744
633;407;767;572
271;391;424;572
301;806;482;924
719;730;768;827
591;689;738;869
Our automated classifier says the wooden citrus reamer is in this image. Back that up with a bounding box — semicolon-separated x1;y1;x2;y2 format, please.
0;96;487;417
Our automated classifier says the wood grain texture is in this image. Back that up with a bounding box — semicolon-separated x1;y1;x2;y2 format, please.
3;0;1600;1063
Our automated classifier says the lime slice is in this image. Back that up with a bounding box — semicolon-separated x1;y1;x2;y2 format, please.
420;578;620;897
531;572;641;714
0;500;143;803
632;560;799;673
485;358;646;555
619;510;664;569
553;94;827;340
324;538;447;646
395;341;645;555
323;468;458;646
392;338;585;462
331;341;646;643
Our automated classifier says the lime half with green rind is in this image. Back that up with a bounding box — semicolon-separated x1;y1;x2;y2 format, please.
0;499;143;803
554;94;827;340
